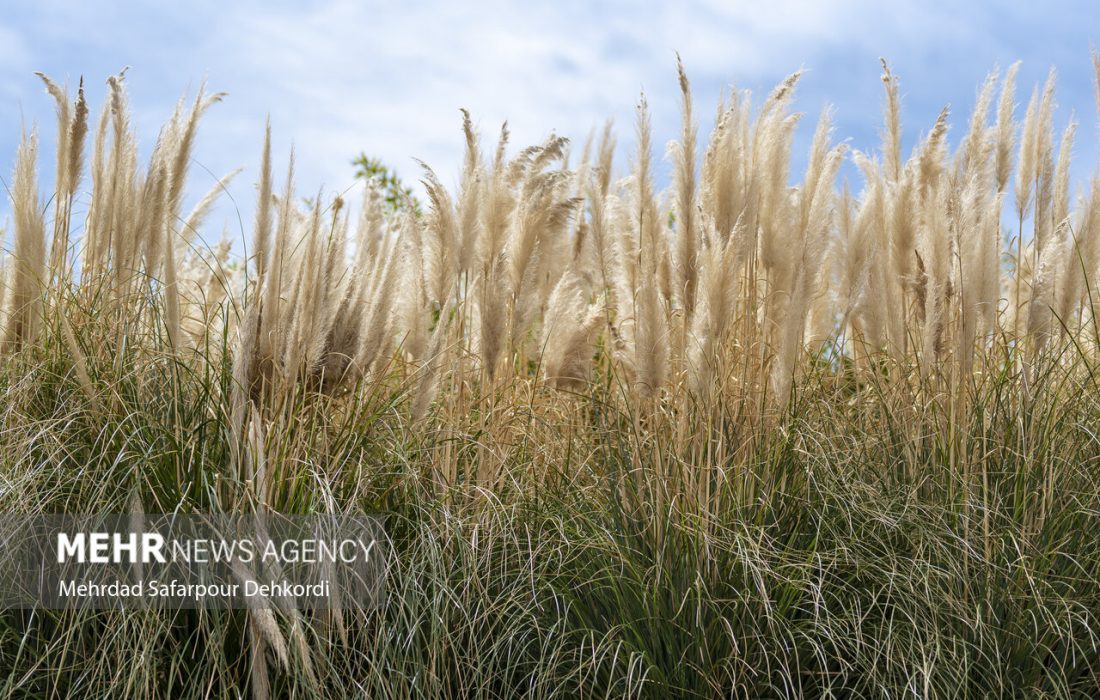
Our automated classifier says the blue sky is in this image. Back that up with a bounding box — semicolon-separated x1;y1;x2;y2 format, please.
1;0;1098;248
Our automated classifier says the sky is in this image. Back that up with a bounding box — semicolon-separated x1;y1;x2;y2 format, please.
1;0;1099;249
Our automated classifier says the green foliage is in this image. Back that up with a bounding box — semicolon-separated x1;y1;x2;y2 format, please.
352;154;421;215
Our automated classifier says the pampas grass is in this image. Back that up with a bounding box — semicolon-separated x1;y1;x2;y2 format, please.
4;55;1100;699
4;129;45;352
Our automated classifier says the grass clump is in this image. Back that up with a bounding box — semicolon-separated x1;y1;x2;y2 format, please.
0;55;1098;697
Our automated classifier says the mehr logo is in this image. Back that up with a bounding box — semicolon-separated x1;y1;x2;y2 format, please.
57;532;167;564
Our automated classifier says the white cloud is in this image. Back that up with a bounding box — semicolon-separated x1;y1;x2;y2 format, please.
175;0;813;209
1;0;1097;247
188;0;994;194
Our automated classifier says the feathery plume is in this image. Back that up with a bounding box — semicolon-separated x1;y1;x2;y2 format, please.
880;59;902;182
252;119;274;281
674;54;700;318
67;77;89;199
4;130;46;352
1015;85;1041;225
34;72;72;202
993;61;1020;194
